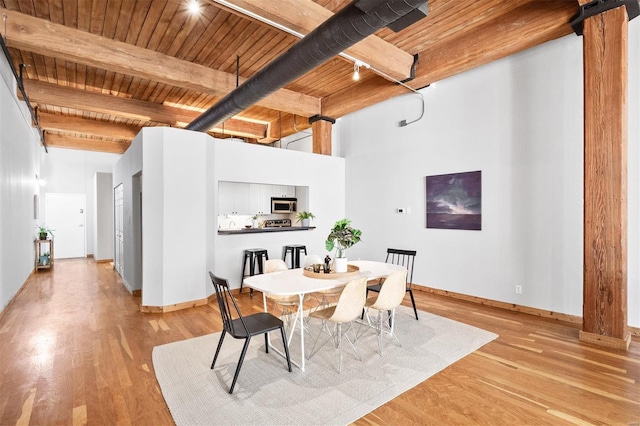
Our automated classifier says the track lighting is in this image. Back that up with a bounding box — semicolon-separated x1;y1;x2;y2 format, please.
352;62;360;81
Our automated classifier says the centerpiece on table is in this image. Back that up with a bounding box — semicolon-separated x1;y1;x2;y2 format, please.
325;218;362;273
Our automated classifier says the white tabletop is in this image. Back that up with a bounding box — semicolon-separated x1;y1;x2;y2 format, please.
243;260;405;296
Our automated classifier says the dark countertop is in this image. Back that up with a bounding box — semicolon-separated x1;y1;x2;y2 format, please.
218;226;316;235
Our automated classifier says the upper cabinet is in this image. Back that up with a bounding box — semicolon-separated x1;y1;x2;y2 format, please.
219;181;250;215
219;181;296;215
249;184;270;215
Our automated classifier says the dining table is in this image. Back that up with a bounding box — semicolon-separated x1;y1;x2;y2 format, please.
242;260;406;371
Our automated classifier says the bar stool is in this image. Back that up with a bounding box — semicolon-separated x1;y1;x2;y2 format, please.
240;248;269;297
282;244;307;269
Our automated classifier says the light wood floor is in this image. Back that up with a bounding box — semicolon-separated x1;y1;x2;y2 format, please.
0;259;638;425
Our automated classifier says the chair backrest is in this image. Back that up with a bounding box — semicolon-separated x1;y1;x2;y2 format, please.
386;248;416;288
371;270;407;311
329;277;367;323
265;259;288;273
209;272;248;337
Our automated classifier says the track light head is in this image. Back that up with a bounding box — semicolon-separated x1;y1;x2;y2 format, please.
187;0;201;15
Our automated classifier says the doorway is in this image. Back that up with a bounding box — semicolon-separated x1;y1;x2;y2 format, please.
114;184;124;277
45;193;86;259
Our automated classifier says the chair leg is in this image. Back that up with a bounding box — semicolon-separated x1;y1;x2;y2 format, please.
337;323;343;374
229;337;251;394
377;310;384;356
211;330;227;369
264;332;269;353
308;320;333;360
408;289;419;320
279;326;292;372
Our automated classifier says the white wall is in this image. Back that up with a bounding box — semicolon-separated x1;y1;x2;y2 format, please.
113;132;143;292
140;128;209;307
41;148;120;256
114;128;345;307
210;137;345;291
338;27;639;328
94;172;114;261
0;49;42;312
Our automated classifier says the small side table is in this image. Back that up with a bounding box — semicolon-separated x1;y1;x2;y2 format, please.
35;239;54;272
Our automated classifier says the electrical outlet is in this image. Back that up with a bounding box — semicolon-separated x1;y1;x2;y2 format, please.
515;285;522;294
396;207;406;214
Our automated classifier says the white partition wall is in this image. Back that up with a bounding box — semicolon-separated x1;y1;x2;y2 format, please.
113;127;345;308
94;172;114;261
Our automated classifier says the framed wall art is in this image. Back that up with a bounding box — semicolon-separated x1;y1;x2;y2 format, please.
426;170;481;230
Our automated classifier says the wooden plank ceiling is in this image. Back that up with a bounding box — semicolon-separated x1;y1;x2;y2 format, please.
0;0;578;154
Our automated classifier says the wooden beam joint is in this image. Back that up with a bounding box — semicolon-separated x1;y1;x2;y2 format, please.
308;115;336;125
571;0;640;35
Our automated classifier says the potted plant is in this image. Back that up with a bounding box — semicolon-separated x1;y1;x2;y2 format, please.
251;214;259;228
325;218;362;272
296;211;315;227
36;224;54;240
39;252;50;266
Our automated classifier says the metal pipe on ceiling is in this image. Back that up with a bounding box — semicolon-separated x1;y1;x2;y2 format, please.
186;0;427;132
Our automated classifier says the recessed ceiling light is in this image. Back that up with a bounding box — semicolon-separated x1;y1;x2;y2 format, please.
187;0;201;15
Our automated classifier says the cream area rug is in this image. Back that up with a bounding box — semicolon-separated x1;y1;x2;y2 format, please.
152;306;497;426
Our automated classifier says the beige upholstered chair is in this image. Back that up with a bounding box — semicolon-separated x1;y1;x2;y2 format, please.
363;270;407;355
307;276;367;373
265;259;299;331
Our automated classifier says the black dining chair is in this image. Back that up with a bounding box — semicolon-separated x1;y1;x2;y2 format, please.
366;248;418;320
209;272;292;394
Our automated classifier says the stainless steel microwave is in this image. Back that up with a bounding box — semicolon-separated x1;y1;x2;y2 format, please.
271;197;297;213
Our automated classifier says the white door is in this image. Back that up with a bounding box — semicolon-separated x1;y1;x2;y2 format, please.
45;193;86;259
114;184;124;276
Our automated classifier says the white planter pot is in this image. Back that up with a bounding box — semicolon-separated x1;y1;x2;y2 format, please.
334;257;348;273
301;218;310;227
252;219;258;228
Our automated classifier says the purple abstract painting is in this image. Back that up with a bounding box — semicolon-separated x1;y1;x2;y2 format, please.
426;171;482;230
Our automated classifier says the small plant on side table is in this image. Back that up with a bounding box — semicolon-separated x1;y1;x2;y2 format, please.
36;224;54;240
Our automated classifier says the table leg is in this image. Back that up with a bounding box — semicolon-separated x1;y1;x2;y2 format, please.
298;293;305;371
263;292;271;349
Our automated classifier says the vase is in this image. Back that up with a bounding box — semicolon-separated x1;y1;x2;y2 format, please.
301;218;310;227
334;257;348;273
252;219;258;228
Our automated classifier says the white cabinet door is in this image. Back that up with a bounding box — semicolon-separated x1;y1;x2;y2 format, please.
234;183;250;214
218;181;234;214
249;184;270;215
219;182;250;214
270;185;296;198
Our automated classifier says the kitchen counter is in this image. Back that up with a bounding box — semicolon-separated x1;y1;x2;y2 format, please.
218;226;316;235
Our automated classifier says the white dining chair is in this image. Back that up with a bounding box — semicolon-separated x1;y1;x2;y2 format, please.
363;270;407;355
307;276;367;374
